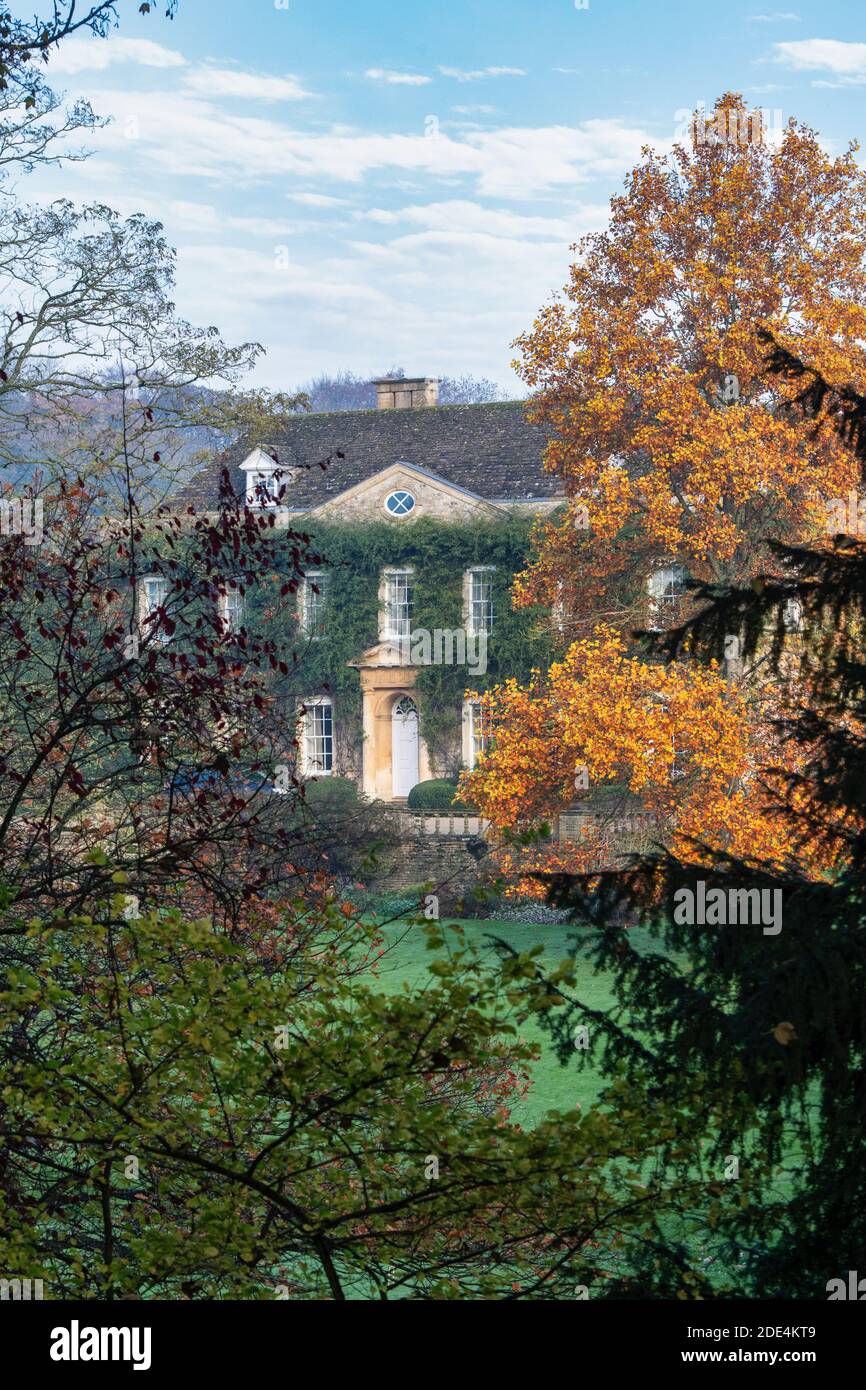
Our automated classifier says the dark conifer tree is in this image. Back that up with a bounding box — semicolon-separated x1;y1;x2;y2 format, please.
538;335;866;1297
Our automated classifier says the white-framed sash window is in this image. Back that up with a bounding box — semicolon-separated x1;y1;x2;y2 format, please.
300;698;334;776
382;568;414;641
647;564;686;627
467;567;495;636
219;588;244;634
301;571;329;639
141;574;170;644
462;698;489;771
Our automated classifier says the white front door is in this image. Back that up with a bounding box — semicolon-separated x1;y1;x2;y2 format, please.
391;696;420;799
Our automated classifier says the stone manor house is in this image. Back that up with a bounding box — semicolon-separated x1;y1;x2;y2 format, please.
171;376;570;805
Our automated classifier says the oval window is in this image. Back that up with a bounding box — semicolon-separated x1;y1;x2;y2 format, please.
385;490;415;517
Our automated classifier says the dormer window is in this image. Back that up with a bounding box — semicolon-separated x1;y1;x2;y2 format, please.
239;448;289;509
250;472;277;506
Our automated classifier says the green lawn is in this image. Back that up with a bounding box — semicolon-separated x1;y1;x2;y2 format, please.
365;917;630;1127
364;916;802;1292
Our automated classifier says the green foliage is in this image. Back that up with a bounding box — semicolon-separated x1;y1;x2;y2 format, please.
406;779;467;812
302;775;358;812
0;894;714;1299
347;885;433;919
287;781;398;882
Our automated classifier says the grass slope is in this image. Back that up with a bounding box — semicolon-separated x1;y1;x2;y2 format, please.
366;917;633;1127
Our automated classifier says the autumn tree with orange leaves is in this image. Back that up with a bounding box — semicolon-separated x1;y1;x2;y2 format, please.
514;92;866;631
464;94;866;887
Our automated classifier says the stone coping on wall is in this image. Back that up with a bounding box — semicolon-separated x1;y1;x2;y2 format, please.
394;809;490;838
394;808;656;841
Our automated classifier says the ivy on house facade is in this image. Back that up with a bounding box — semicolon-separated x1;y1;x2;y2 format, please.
247;513;562;779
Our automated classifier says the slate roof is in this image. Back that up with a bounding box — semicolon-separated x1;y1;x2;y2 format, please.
174;401;562;512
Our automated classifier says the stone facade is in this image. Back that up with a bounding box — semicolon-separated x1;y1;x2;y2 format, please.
308;461;503;526
176;378;564;806
351;649;435;801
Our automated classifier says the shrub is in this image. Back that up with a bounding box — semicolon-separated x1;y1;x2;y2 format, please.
407;779;471;813
447;880;506;920
303;776;358;812
286;781;399;880
493;899;573;925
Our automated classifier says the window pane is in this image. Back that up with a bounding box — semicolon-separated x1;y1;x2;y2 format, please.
469;700;489;770
470;570;494;634
142;577;170;643
221;589;243;633
143;577;168;614
386;572;413;639
648;565;685;601
648;565;686;626
305;703;333;774
249;471;281;506
386;490;415;516
303;573;329;637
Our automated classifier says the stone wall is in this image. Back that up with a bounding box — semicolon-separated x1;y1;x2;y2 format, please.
372;811;491;899
370;807;658;900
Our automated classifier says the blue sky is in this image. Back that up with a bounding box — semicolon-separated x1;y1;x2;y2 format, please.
22;0;866;393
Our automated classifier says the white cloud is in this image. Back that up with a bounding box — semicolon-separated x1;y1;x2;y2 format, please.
169;216;588;392
22;30;653;393
47;35;186;75
467;120;653;198
358;198;605;242
83;88;653;199
365;68;432;86
31;66;650;391
176;242;391;312
438;65;526;82
772;38;866;77
85;90;480;182
749;11;799;20
451;104;497;115
167;201;299;238
183;67;312;102
287;192;351;208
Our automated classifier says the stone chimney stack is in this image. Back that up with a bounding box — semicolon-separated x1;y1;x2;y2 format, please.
373;377;440;410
